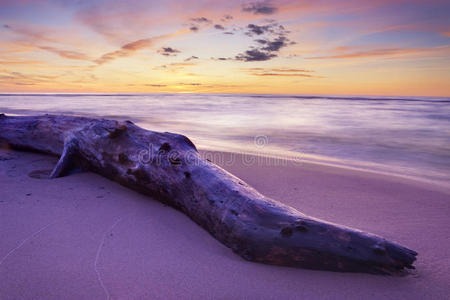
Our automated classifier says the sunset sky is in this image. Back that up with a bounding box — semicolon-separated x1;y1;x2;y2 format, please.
1;0;449;96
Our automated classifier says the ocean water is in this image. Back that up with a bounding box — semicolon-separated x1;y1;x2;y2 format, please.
1;93;449;186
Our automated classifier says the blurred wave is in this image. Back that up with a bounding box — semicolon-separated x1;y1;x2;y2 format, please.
1;93;449;186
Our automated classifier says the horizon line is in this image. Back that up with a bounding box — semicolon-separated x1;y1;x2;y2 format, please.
1;91;449;99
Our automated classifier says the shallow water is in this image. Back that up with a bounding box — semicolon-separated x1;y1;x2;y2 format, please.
1;93;449;185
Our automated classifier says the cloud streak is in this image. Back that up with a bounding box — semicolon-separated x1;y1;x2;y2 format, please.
307;47;450;59
184;56;199;61
3;23;92;62
39;46;91;61
245;67;320;77
0;70;59;86
3;23;57;43
94;38;154;64
153;62;197;72
94;30;187;64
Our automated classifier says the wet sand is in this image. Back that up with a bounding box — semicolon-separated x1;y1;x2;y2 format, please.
1;148;449;299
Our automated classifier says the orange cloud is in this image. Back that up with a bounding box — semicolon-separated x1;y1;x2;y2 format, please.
243;67;321;78
307;46;450;59
3;23;57;43
2;23;97;63
0;59;42;65
252;73;315;77
94;29;189;65
0;70;58;86
94;38;154;64
152;62;197;73
39;46;91;61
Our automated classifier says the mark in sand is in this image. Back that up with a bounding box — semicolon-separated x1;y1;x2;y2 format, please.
94;217;123;300
0;222;55;267
28;169;52;179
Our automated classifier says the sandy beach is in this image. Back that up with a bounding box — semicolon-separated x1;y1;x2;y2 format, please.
0;148;449;299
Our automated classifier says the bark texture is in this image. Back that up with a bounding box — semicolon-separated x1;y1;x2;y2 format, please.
0;114;417;274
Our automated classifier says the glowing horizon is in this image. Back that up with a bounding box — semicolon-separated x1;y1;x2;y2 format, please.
1;0;449;97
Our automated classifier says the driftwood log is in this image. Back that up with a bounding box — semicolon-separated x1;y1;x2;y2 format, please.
0;114;417;274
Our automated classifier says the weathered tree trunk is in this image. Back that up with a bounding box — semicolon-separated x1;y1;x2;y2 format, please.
0;114;417;274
